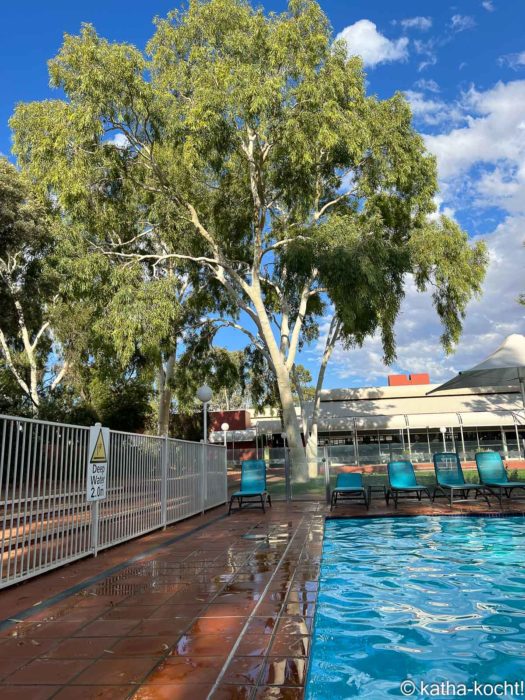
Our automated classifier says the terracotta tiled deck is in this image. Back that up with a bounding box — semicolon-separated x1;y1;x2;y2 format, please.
1;496;524;700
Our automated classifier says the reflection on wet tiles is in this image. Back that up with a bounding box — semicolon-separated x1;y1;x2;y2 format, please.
0;504;324;699
172;633;237;656
261;657;307;686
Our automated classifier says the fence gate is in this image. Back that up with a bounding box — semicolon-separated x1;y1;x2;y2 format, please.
0;414;227;589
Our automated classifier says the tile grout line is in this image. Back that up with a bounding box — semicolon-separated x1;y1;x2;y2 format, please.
205;513;307;699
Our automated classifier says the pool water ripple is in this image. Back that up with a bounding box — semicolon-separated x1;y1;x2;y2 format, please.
306;517;525;699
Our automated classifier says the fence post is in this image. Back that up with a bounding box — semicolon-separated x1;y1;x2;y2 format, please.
224;445;228;505
200;441;206;513
161;435;168;529
323;443;331;505
91;501;99;557
284;446;291;501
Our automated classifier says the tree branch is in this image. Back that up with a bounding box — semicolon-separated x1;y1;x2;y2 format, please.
50;360;69;391
286;274;315;371
0;327;32;398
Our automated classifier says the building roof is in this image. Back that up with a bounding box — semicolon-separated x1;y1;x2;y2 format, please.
251;383;524;433
209;382;525;441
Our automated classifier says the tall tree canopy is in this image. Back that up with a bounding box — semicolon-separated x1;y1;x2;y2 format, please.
11;0;487;478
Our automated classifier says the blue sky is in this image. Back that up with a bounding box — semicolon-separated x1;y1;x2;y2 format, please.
1;1;524;389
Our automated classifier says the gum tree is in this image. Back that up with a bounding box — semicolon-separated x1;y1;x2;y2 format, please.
0;157;66;412
12;0;487;478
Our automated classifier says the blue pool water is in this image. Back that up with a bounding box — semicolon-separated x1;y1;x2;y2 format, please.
307;517;525;699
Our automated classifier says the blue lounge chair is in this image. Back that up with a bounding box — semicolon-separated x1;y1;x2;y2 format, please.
433;452;490;507
475;452;525;507
228;459;271;515
330;473;371;511
385;460;434;508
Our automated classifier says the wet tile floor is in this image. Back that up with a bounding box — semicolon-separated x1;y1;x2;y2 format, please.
2;496;524;700
0;502;324;699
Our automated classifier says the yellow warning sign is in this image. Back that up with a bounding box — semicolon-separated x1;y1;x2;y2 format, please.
90;430;107;463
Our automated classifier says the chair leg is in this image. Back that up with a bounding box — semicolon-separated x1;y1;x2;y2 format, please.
267;493;272;507
228;496;234;515
261;495;265;513
450;490;453;507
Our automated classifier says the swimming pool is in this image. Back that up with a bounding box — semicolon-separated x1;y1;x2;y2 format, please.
306;517;525;699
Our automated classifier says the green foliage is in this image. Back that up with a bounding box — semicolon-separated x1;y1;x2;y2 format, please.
9;0;488;445
174;340;245;412
37;376;153;431
410;216;487;352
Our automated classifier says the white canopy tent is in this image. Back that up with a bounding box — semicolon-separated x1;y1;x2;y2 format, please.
428;334;525;407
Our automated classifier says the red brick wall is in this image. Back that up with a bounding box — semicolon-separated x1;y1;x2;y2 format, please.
388;373;430;386
209;410;252;431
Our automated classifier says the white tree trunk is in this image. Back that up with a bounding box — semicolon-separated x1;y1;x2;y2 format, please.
249;284;309;483
28;359;39;413
305;316;341;478
306;422;319;476
157;352;176;436
274;359;308;483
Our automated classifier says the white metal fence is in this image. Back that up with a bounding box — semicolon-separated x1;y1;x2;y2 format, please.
0;414;227;589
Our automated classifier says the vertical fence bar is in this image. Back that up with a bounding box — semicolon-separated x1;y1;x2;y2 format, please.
457;414;467;461
1;421;13;581
513;415;522;459
91;501;99;557
0;419;8;582
404;416;412;460
7;421;21;582
323;443;331;505
200;442;205;514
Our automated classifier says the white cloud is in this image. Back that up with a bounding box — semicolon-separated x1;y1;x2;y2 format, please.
314;216;525;385
414;38;439;72
399;17;432;32
107;133;129;149
424;81;525;214
482;0;495;11
336;20;409;68
450;15;476;32
414;78;440;93
404;91;449;125
499;51;525;70
404;90;466;127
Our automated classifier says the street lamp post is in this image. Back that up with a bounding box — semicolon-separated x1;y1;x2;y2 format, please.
196;385;213;444
197;385;213;513
221;422;229;449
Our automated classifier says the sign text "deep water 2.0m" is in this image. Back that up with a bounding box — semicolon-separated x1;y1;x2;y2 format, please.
86;425;110;501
